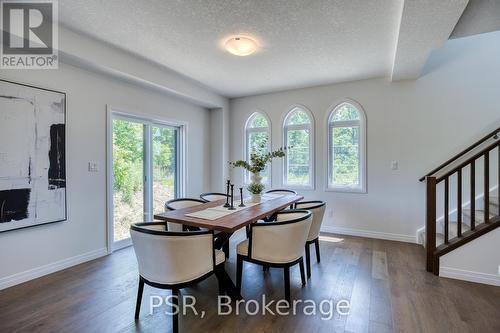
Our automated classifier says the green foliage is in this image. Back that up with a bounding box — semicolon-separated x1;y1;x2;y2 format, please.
247;182;265;195
229;140;287;173
331;103;360;121
113;120;177;204
331;126;359;185
113;120;144;204
286;128;310;184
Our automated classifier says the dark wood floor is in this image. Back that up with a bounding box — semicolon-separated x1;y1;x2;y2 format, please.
1;231;499;333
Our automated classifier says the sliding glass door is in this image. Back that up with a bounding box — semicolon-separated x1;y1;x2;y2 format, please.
110;113;181;250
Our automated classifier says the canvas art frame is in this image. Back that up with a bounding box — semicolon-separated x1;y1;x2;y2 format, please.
0;79;67;233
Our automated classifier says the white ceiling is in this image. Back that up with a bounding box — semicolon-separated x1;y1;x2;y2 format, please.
58;0;471;98
451;0;500;39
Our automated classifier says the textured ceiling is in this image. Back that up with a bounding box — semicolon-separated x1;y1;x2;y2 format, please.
451;0;500;39
58;0;400;98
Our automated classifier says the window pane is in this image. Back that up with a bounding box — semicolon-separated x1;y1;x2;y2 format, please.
112;119;144;242
331;103;360;122
247;131;269;183
248;113;268;128
286;128;310;185
152;126;177;215
331;126;359;186
286;109;311;126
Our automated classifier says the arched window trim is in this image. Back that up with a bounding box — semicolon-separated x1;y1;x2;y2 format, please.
282;105;315;189
244;111;272;185
326;98;367;193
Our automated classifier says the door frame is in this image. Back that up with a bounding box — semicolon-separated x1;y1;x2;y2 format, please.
106;105;187;253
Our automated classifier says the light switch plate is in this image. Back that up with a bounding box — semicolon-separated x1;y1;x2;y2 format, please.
88;162;98;172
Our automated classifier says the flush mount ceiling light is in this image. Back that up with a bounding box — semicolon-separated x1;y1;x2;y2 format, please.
224;36;258;56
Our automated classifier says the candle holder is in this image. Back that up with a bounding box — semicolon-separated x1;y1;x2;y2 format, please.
223;180;230;207
228;184;236;210
238;187;245;207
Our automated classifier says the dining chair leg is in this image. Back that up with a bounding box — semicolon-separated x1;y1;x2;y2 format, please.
236;255;243;293
299;258;306;286
214;265;225;295
314;238;321;263
284;266;290;304
305;244;311;279
135;278;144;319
172;289;179;333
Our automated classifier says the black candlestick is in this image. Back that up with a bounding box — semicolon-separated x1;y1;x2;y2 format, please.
228;184;236;210
223;180;230;207
239;187;245;207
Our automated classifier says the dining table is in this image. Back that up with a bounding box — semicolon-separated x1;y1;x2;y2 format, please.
153;193;304;299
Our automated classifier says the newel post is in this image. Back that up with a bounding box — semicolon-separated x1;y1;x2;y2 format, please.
425;176;437;273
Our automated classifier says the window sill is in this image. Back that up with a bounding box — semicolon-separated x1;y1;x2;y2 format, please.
325;186;366;194
283;184;315;191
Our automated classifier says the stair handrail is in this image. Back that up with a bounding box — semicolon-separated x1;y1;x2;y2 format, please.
419;127;500;182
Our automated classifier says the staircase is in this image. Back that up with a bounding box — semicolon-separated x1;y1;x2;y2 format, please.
422;197;499;247
420;127;500;275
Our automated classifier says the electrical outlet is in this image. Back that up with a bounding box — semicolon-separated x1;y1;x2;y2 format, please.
328;209;334;218
498;265;500;276
391;161;399;170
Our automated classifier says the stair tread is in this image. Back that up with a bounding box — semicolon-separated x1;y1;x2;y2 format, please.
462;209;496;223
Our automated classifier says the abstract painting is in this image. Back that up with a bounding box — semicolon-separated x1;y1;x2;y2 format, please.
0;79;66;232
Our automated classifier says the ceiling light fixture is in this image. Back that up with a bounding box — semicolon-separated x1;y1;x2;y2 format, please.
224;36;258;56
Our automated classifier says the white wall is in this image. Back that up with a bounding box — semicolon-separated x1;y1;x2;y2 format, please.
229;31;500;242
441;228;500;286
0;62;213;288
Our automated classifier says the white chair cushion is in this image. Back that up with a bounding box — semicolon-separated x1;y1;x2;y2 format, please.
215;249;225;265
236;239;249;256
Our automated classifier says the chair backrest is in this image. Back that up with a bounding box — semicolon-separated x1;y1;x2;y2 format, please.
130;222;215;285
200;192;229;202
165;198;205;211
265;189;297;196
249;210;312;264
295;201;326;241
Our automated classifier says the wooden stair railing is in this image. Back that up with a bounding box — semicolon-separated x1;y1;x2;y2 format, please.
422;128;500;275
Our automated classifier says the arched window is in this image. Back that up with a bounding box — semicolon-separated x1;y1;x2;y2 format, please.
327;100;366;192
283;106;314;188
245;112;271;184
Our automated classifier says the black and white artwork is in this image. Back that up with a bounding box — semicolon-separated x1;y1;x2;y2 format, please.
0;79;66;232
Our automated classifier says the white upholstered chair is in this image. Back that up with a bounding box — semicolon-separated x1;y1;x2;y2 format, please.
130;222;231;333
236;210;312;303
165;197;231;258
164;198;206;231
200;192;230;202
262;189;298;218
294;200;326;278
265;189;298;196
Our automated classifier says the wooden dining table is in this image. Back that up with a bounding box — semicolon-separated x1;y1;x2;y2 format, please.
153;194;303;233
153;193;303;300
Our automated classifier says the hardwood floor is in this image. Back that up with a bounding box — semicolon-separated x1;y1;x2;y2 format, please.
1;231;499;333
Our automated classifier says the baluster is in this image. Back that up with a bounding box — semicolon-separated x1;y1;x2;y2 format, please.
444;177;449;243
457;169;462;237
470;161;475;230
484;152;489;223
425;176;437;273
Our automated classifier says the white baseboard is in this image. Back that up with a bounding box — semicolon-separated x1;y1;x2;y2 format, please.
440;266;500;287
321;225;416;243
0;247;108;291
